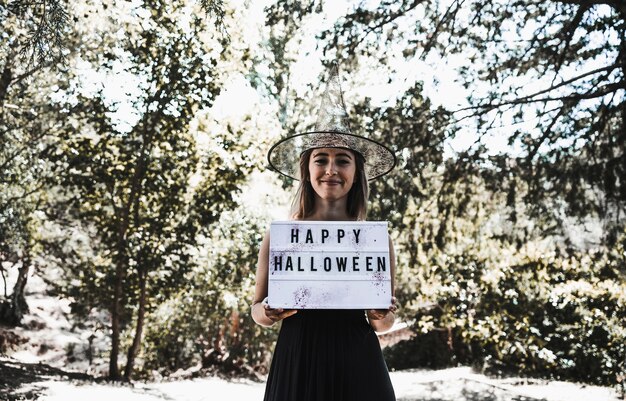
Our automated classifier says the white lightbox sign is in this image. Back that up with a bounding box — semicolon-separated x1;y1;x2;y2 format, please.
268;221;391;309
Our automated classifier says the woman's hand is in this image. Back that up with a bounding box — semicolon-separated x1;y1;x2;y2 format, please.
263;297;298;324
367;296;398;320
366;297;398;332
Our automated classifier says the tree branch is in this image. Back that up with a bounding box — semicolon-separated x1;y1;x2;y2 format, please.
0;182;45;216
419;0;465;59
512;63;621;105
526;106;568;161
0;127;51;172
550;4;590;80
341;0;426;54
556;0;626;18
454;65;624;114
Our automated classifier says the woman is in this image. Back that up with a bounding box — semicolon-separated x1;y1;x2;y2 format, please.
251;127;398;401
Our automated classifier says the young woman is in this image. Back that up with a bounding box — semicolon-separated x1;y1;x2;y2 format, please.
251;130;398;401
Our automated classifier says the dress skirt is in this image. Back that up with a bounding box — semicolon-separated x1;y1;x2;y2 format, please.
263;309;396;401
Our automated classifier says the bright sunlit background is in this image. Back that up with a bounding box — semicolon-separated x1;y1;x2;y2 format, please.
1;0;624;399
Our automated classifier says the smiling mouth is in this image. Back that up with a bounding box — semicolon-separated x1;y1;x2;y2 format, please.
321;180;342;185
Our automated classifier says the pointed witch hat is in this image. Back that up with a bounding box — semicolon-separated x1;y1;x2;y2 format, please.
267;65;396;180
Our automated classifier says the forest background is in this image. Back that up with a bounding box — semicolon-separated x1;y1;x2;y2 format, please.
1;0;625;392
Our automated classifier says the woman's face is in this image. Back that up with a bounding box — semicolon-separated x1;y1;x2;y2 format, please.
308;148;356;201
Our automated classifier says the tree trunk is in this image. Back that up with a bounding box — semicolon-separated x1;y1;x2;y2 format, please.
109;190;134;380
109;247;127;380
0;257;30;326
1;264;7;298
124;267;147;380
10;260;29;321
0;63;12;106
109;111;149;380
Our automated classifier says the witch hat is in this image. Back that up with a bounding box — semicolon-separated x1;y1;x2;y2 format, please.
267;65;396;180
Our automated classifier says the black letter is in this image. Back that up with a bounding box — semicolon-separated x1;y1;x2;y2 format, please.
286;256;293;271
306;229;314;243
366;256;373;271
377;257;386;271
274;256;282;271
353;256;360;271
353;229;361;244
297;257;304;271
324;257;332;272
321;229;329;243
337;229;345;243
310;256;317;272
291;229;299;243
336;257;348;272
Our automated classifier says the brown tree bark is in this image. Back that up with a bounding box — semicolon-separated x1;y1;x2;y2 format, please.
0;261;30;326
124;267;147;380
0;241;31;326
109;127;150;380
0;64;13;106
109;249;126;380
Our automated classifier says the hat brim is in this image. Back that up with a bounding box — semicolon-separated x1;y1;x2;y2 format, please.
267;131;396;181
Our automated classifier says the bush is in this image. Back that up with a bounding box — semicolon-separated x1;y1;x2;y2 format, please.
401;242;626;386
139;211;278;378
466;251;626;385
383;327;466;371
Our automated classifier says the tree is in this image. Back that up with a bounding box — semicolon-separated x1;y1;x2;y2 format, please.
259;0;626;384
0;0;70;325
320;0;626;243
29;0;235;380
142;209;279;377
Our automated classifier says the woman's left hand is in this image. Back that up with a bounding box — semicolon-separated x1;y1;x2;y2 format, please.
367;296;398;320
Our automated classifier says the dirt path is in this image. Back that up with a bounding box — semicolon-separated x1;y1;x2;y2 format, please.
2;357;621;401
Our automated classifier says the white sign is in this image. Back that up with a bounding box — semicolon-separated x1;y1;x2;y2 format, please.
268;221;391;309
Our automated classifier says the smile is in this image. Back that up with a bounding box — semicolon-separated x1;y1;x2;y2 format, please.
321;180;342;185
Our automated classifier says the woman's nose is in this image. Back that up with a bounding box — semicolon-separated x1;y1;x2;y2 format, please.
325;162;338;175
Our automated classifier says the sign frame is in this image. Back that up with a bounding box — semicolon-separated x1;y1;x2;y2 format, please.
267;221;392;309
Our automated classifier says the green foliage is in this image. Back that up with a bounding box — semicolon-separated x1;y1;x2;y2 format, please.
384;328;462;371
354;82;450;228
1;0;624;387
394;200;626;385
475;249;624;384
320;0;626;243
27;0;249;378
141;210;278;376
0;0;68;324
2;0;70;66
2;0;272;379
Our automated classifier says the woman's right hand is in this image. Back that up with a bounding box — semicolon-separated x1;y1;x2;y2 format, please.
251;231;298;327
263;297;298;323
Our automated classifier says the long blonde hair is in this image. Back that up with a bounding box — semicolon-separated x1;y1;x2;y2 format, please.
291;148;369;220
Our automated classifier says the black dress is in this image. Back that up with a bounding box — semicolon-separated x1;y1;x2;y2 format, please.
263;309;396;401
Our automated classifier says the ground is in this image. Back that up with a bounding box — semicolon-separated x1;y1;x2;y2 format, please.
1;357;622;401
0;271;623;401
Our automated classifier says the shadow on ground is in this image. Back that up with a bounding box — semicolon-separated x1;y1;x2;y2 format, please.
396;378;546;401
0;358;93;401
